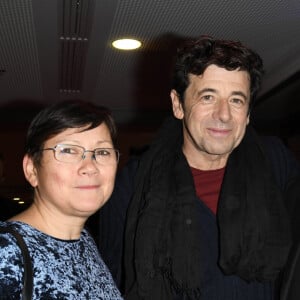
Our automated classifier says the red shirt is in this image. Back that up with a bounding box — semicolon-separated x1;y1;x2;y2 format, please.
190;167;225;214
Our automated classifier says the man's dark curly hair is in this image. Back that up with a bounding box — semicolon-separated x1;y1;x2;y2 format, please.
171;36;264;108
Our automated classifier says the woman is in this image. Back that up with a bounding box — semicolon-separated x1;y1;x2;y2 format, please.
0;100;123;299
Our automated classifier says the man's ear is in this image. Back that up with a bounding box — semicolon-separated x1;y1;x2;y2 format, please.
23;154;38;187
170;89;184;120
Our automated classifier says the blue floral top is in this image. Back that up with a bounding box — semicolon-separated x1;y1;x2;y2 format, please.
0;221;123;299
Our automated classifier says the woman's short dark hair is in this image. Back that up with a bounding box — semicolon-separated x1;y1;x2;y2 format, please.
171;36;264;107
25;100;117;165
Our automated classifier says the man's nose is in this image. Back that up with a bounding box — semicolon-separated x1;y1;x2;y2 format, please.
213;100;232;122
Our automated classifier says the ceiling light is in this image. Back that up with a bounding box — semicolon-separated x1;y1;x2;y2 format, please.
112;38;142;50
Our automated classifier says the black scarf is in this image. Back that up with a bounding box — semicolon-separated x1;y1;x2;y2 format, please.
218;123;291;282
124;116;291;299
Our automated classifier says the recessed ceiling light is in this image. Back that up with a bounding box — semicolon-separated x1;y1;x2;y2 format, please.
13;197;20;201
112;38;142;50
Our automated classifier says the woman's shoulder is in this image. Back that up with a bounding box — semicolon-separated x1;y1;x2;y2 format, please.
0;222;24;292
1;220;34;230
0;221;27;261
0;220;38;240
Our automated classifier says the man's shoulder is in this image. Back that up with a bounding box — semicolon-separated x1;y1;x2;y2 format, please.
259;135;286;149
259;135;300;189
260;135;298;165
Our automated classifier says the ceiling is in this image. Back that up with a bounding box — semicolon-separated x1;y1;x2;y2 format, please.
0;0;300;136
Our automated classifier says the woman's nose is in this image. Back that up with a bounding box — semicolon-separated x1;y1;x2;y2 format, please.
79;151;99;175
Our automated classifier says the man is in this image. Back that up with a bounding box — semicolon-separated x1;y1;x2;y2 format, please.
99;36;300;299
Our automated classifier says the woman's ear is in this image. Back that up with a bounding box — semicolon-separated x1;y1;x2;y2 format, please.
170;89;184;120
23;154;38;187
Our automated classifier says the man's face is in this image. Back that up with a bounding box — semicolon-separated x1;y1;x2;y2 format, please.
171;64;251;169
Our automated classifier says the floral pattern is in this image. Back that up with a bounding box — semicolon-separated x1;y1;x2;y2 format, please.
0;221;122;299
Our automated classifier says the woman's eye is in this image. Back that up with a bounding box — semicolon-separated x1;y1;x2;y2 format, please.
60;147;77;154
95;149;111;156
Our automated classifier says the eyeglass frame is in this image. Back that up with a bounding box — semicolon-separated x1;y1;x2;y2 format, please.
40;144;120;165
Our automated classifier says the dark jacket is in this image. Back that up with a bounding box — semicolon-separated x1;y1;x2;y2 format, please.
280;174;300;300
99;118;300;299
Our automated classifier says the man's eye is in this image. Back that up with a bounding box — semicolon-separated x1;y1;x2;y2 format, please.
201;95;213;102
231;98;244;105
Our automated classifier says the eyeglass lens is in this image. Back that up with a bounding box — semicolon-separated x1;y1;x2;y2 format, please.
54;144;119;164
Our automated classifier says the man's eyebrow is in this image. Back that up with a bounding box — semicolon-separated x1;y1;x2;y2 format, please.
231;91;248;100
197;88;216;96
197;88;248;100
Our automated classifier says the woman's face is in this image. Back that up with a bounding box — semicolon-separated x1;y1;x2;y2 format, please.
23;123;118;219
